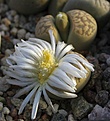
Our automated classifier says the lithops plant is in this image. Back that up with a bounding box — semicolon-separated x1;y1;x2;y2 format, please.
35;10;97;51
62;0;110;28
6;0;50;15
48;0;68;16
0;0;4;3
35;15;61;43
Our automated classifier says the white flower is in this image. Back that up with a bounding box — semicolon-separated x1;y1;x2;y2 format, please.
4;30;94;119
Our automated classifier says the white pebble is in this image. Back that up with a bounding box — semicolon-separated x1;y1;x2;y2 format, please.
5;49;13;56
12;38;21;45
6;115;13;121
0;31;5;36
17;29;26;39
3;107;10;115
18;119;25;121
68;114;76;121
10;10;17;16
0;91;3;96
54;104;59;113
14;15;19;23
25;32;35;39
59;109;68;117
46;105;53;116
10;27;18;36
0;24;9;31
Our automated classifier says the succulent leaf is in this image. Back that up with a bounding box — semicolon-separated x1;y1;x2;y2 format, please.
35;15;61;43
55;12;69;42
63;0;110;28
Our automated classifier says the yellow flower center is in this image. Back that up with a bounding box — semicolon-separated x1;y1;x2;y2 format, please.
38;50;57;84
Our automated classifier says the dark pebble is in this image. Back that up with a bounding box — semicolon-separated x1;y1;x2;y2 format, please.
102;78;110;91
51;113;67;121
83;89;96;103
95;90;109;106
103;67;110;80
10;107;17;118
97;53;109;63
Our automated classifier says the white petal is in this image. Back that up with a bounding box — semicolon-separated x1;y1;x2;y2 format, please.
10;64;36;71
5;70;37;82
14;46;25;57
31;87;42;119
43;87;55;113
7;79;34;87
6;58;13;66
14;82;39;98
19;48;40;61
27;41;45;50
48;30;56;54
20;40;42;57
47;78;75;92
45;84;77;98
65;54;94;71
28;38;50;50
52;68;76;86
7;68;36;78
8;56;36;66
60;56;87;73
57;44;74;60
18;85;39;115
59;61;86;78
55;41;67;59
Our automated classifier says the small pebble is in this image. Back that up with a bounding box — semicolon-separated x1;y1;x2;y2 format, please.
5;49;13;56
97;53;110;63
25;32;35;39
71;96;93;120
68;114;76;121
0;102;3;111
88;105;110;120
1;18;11;27
17;29;26;39
18;119;24;121
53;104;59;113
9;10;17;17
10;108;17;118
58;109;68;117
95;90;109;106
0;112;6;121
7;91;15;96
10;27;18;36
103;67;110;80
14;15;19;24
3;107;10;115
12;38;21;45
0;96;5;103
6;115;13;121
106;100;110;108
106;57;110;66
0;3;8;14
46;105;53;116
39;99;47;109
0;24;9;31
51;113;67;121
0;91;3;96
11;98;22;109
83;89;96;103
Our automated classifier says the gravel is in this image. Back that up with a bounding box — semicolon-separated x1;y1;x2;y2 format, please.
0;1;110;121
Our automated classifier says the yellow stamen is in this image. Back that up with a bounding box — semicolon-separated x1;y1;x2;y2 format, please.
38;50;57;84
